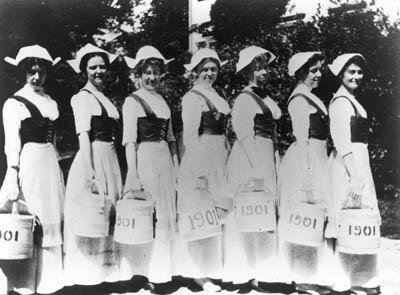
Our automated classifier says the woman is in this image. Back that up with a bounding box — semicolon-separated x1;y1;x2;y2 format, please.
0;45;64;294
223;46;281;289
278;52;334;292
120;45;179;289
64;44;121;286
328;54;381;294
177;48;230;292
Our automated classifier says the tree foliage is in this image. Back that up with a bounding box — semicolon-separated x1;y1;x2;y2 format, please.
210;0;289;44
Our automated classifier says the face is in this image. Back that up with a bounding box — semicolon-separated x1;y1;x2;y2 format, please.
197;60;218;86
303;60;322;89
250;58;269;87
341;63;363;93
141;64;161;91
86;55;107;88
26;64;47;89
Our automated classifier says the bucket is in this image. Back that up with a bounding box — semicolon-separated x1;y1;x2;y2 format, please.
283;201;326;247
179;189;222;242
234;190;277;232
337;209;380;254
0;201;34;260
114;190;154;245
73;180;111;238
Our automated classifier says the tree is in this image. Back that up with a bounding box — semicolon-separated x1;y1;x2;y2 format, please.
210;0;289;44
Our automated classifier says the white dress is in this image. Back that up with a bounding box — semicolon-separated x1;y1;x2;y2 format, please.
328;85;381;290
223;85;281;283
278;83;334;285
177;83;230;279
63;81;122;286
119;88;177;283
0;84;64;295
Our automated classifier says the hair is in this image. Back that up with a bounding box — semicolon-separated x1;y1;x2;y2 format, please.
193;57;220;75
294;53;324;82
79;52;110;74
135;58;165;76
339;55;366;77
241;52;271;82
18;57;51;74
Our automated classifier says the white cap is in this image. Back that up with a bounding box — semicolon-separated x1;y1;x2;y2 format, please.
126;45;173;69
328;53;365;76
288;51;322;77
184;48;227;71
236;45;276;73
4;45;61;66
67;43;118;73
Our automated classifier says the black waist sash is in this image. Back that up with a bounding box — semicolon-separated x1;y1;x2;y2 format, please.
80;89;117;142
241;90;275;139
289;93;329;140
191;89;228;136
13;96;56;146
331;96;369;144
130;94;169;143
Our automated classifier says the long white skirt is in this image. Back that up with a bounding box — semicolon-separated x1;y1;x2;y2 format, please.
329;143;381;290
0;143;64;294
64;141;121;286
223;137;279;283
278;139;333;286
176;134;227;279
119;141;177;283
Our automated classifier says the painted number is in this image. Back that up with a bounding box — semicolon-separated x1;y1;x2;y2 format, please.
0;230;19;242
348;225;377;236
289;214;318;229
240;203;269;216
188;208;219;231
116;216;135;228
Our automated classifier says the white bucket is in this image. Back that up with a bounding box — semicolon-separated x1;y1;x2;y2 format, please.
283;201;326;247
0;201;34;260
337;209;380;254
74;180;111;238
114;190;154;245
234;190;277;232
179;189;222;242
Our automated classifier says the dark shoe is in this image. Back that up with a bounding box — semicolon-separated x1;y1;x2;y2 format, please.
352;286;381;295
329;289;357;295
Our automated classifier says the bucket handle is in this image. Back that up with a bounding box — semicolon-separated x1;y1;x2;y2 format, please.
120;189;147;201
11;199;36;232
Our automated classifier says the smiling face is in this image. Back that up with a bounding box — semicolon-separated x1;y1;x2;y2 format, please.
302;60;323;89
26;63;47;90
196;59;219;87
249;56;269;87
141;63;161;91
86;55;107;89
341;63;363;94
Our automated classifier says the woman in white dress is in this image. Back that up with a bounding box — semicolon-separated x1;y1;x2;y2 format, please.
177;48;230;292
328;54;381;294
0;45;64;294
120;45;179;291
278;52;334;293
63;44;121;286
223;46;282;290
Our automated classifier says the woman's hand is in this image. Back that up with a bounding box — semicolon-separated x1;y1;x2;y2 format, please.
195;176;208;190
0;168;20;202
124;175;143;193
347;176;365;208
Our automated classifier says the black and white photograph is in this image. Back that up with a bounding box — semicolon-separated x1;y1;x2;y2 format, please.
0;0;399;294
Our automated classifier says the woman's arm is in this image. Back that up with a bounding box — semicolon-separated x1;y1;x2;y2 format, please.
0;99;22;203
167;120;179;175
122;97;141;191
77;131;96;182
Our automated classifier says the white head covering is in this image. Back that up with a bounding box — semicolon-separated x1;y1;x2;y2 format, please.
4;45;60;66
125;45;173;69
184;48;227;71
288;51;323;77
236;45;276;73
67;43;118;73
328;53;365;76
